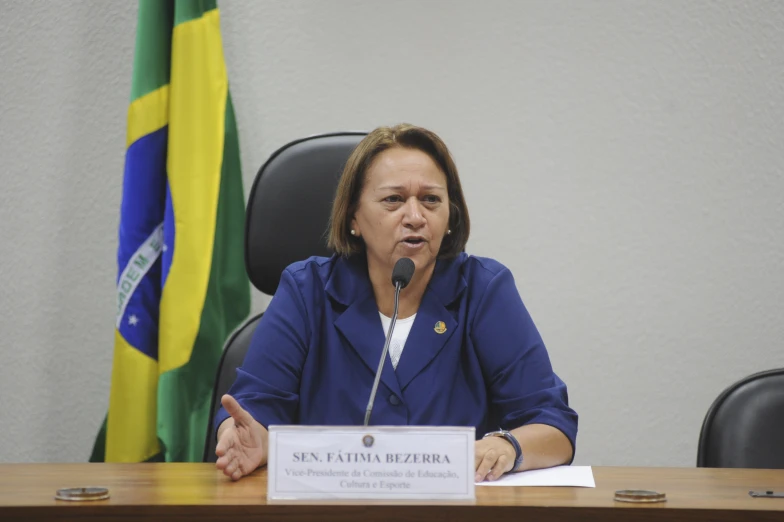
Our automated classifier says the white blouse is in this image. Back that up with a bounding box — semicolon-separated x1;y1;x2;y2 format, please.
379;312;416;369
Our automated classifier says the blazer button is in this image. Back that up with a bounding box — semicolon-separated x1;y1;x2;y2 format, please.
389;394;401;406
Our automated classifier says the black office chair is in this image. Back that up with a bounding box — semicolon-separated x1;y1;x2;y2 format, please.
203;132;366;462
697;368;784;469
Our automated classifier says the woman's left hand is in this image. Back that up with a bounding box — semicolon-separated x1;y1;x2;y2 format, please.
474;437;516;482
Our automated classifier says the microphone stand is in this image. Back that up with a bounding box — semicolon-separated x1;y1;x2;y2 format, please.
363;280;402;426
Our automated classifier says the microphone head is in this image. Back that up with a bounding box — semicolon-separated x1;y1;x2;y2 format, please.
391;257;416;289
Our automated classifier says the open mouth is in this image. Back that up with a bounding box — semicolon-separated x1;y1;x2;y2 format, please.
402;238;426;246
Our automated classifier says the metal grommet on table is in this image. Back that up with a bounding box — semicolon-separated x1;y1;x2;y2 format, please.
55;487;110;501
614;489;666;503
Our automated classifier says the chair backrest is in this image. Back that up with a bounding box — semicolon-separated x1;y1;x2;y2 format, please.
697;368;784;468
245;132;367;295
203;132;367;462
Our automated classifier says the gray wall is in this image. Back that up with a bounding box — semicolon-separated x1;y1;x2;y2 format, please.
1;0;783;465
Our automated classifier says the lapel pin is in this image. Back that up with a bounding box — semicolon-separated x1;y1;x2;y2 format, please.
434;321;447;334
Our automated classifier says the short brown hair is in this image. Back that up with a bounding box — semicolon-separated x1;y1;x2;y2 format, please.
328;124;470;258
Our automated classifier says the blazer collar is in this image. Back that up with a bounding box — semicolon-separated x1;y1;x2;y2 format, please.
328;254;468;395
325;253;467;307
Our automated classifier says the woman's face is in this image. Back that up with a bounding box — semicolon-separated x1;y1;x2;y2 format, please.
351;147;450;276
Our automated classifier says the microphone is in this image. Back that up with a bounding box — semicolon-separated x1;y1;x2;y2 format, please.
363;257;415;426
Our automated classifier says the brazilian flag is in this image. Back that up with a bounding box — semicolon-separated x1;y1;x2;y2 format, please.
91;0;250;463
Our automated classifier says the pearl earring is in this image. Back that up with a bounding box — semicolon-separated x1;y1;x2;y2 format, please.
447;229;452;235
350;229;357;236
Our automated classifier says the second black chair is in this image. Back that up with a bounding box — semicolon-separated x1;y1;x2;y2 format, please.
697;368;784;469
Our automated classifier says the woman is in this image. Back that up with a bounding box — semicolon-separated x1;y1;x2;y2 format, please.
215;124;577;482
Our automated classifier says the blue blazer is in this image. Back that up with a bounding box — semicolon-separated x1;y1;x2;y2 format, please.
215;253;577;452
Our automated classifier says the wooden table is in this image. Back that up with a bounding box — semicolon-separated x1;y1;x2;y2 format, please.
1;464;783;521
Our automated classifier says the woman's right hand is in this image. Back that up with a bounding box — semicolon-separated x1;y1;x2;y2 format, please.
215;394;268;481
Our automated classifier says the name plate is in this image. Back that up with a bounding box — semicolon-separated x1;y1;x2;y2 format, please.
267;425;475;500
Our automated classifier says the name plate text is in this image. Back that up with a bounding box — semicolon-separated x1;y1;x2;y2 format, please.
267;425;475;500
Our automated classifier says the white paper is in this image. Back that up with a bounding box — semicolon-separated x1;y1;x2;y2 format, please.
476;465;595;487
